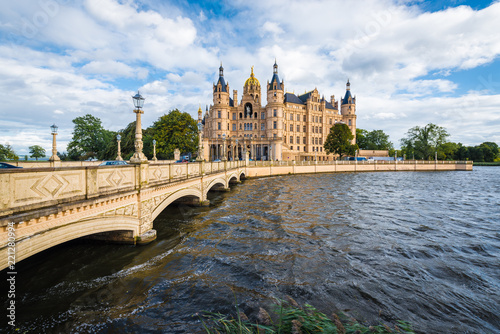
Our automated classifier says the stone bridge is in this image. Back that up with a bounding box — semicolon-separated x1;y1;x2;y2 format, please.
1;159;472;271
0;161;246;271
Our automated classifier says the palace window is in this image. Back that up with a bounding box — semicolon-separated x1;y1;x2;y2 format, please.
319;138;323;145
240;124;242;130
297;125;300;132
232;113;236;120
261;112;265;119
290;136;293;144
227;124;229;130
296;136;300;144
320;147;323;152
303;125;306;132
330;118;332;125
290;113;293;120
297;114;300;121
218;110;221;118
232;124;236;131
218;122;221;130
349;119;352;126
290;124;293;131
273;109;277;117
303;137;306;144
261;123;265;131
320;117;322;123
320;127;322;133
273;121;277;129
303;115;306;122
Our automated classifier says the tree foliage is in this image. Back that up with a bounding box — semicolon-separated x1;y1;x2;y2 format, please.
29;145;46;160
67;114;114;160
0;143;18;161
356;128;393;150
324;123;358;159
400;123;449;160
149;109;198;159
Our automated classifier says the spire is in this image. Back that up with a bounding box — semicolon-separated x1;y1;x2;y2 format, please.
198;104;202;115
346;79;350;90
216;62;227;92
269;60;282;91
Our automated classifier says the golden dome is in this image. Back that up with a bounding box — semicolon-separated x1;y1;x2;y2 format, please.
244;66;260;87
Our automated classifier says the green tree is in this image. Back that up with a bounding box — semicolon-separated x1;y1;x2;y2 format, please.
67;114;114;160
356;129;369;149
0;143;19;161
149;109;198;159
481;142;499;162
400;123;449;160
324;123;358;159
29;145;46;161
439;142;459;160
454;143;469;161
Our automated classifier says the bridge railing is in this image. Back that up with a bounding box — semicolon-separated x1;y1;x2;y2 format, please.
0;160;246;222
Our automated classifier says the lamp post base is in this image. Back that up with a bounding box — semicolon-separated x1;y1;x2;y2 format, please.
130;152;148;164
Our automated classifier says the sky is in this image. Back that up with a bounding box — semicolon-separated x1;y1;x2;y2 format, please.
1;0;499;156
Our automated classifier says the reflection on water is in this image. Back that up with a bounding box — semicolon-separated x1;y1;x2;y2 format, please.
2;167;499;333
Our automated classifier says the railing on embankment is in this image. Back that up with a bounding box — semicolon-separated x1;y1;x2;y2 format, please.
0;160;245;226
245;160;472;178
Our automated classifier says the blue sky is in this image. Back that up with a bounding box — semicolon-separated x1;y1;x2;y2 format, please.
1;0;499;156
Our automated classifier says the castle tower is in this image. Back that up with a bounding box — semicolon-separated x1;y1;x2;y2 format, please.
267;60;284;103
341;79;357;142
211;63;230;138
265;61;284;159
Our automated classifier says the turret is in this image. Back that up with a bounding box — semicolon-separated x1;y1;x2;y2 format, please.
340;79;357;142
213;63;230;106
267;60;284;103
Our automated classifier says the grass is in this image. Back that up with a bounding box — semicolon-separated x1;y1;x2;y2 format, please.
473;161;500;166
199;297;415;334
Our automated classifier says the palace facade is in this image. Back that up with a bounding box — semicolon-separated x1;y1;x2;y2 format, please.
200;62;356;161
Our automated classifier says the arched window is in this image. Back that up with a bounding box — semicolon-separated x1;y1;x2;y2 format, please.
239;112;243;119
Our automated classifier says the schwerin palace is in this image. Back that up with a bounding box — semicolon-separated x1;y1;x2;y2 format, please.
200;62;356;161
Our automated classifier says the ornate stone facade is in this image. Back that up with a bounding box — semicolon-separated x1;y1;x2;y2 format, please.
201;61;357;161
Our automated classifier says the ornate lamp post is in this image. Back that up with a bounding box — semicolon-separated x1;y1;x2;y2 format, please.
152;139;158;162
222;133;227;161
116;134;123;161
130;91;148;163
49;124;60;162
196;123;203;161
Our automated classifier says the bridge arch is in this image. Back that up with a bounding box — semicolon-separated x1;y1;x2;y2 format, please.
205;177;227;195
12;216;140;266
151;187;203;221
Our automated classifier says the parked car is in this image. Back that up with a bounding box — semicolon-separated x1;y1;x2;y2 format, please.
0;162;22;168
99;160;128;166
212;159;221;162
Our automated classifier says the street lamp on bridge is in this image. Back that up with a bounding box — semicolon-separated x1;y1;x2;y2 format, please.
130;91;148;164
49;124;60;162
152;139;158;162
196;123;203;161
116;134;123;161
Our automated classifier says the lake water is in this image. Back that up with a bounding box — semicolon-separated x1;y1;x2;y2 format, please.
2;167;499;333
